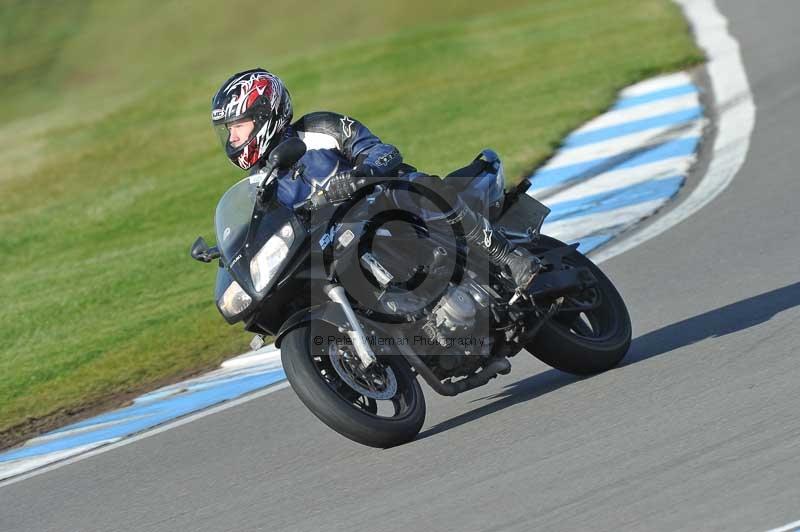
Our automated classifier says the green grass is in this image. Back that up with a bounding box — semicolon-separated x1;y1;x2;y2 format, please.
0;0;702;441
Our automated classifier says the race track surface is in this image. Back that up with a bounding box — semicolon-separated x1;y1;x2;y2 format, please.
2;1;799;530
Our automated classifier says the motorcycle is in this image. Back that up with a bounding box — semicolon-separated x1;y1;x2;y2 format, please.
191;138;631;448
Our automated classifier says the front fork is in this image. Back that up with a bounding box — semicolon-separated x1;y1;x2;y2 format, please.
324;284;378;369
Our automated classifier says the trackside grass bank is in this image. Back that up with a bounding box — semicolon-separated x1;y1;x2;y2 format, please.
0;0;701;447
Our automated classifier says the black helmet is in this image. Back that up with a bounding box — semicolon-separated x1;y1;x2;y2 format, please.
211;68;293;170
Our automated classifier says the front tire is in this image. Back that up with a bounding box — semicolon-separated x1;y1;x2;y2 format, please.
281;324;426;448
526;236;631;375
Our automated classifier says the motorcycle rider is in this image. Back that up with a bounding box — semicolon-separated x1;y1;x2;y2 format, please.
211;68;540;292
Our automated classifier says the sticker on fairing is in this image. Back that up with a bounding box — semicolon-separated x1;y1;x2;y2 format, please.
338;229;355;247
319;224;339;249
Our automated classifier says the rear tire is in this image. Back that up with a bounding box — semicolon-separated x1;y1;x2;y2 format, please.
525;236;631;375
281;324;426;448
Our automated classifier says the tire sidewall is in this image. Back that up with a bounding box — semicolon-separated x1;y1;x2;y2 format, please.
526;236;632;375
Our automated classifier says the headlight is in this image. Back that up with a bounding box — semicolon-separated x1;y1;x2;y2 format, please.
218;280;252;318
250;223;294;292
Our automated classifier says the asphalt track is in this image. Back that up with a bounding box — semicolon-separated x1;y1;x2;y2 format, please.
2;1;799;530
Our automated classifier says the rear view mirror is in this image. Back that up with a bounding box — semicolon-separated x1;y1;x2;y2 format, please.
190;236;220;263
268;137;307;169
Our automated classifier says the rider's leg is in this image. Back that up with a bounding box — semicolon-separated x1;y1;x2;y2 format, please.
407;174;541;291
452;200;541;290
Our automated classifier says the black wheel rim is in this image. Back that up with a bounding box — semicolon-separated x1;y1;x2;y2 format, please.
550;257;621;343
309;341;417;420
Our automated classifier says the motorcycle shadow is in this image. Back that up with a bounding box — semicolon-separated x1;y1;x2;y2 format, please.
417;280;800;440
625;280;800;366
416;369;582;441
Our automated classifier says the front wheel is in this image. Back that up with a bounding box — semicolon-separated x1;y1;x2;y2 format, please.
281;323;426;448
525;236;631;375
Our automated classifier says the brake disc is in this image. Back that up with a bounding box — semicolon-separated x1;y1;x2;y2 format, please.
327;344;398;400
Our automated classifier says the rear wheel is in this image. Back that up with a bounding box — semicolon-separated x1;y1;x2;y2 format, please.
525;236;631;375
281;323;426;448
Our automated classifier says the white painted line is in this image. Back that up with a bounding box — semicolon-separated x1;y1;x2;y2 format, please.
620;72;693;97
0;381;292;489
543;199;670;243
591;0;755;264
541;122;703;170
532;156;693;198
27;416;150;444
220;345;281;369
764;519;800;532
577;93;701;132
539;157;694;203
0;439;121;481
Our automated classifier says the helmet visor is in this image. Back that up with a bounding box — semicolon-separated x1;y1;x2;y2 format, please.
214;118;257;151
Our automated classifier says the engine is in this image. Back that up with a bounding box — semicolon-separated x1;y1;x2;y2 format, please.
421;278;494;362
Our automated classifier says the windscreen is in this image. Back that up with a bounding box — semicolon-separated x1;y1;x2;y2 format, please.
214;176;260;262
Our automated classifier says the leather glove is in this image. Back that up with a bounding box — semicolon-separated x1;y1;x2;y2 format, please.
352;162;379;178
325;171;358;204
307;189;330;211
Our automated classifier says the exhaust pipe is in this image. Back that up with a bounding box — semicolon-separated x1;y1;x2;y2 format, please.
397;342;510;396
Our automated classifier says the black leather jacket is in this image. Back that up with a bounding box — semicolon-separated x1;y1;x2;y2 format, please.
247;111;402;207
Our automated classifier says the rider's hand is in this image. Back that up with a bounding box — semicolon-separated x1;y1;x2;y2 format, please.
325;171;358;204
351;163;374;178
307;190;329;210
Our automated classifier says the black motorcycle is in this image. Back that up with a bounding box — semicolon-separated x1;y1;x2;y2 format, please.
191;138;631;448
